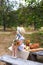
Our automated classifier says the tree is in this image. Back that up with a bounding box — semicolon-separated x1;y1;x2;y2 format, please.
24;0;43;29
0;0;14;31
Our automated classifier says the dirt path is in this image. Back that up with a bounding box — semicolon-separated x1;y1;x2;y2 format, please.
0;31;15;65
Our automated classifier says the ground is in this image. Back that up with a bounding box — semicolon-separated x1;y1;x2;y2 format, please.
0;31;43;65
0;31;15;65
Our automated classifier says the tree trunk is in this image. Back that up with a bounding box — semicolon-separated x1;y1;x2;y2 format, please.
3;20;6;31
3;15;6;31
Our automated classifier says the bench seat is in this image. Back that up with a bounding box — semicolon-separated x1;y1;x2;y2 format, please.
0;55;43;65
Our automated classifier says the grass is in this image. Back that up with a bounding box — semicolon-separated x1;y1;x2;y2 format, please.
24;31;43;47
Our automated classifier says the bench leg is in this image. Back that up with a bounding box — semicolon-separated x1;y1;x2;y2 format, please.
28;52;37;61
6;62;12;65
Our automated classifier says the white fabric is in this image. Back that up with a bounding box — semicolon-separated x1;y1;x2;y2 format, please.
19;36;25;40
18;43;25;51
8;46;12;51
15;33;25;41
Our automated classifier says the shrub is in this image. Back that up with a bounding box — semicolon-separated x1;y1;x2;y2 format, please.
24;32;43;47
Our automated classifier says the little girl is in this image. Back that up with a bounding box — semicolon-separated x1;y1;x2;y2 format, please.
12;25;25;57
12;37;25;57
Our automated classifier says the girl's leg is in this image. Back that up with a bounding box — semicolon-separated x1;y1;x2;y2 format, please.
12;44;17;56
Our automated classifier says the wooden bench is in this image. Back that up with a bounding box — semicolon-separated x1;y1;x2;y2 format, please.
29;50;43;61
0;54;43;65
31;50;43;56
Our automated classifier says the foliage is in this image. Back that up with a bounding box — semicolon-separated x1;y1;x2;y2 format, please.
0;0;43;30
0;0;14;30
31;32;43;47
6;11;18;27
16;3;43;29
24;31;43;47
